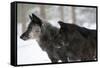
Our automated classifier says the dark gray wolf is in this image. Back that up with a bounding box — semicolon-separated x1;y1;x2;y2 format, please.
58;21;96;61
20;13;68;63
20;13;97;63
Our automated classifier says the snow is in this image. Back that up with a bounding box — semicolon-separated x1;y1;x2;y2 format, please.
82;23;96;29
17;36;51;65
48;19;61;28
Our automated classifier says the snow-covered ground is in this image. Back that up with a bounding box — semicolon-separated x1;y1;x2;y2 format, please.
17;36;51;65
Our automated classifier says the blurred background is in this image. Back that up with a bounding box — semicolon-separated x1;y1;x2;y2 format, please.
17;3;97;65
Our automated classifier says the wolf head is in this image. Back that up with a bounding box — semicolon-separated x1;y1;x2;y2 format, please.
20;13;42;40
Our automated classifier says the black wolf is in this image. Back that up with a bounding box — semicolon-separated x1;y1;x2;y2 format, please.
20;13;97;63
58;21;96;61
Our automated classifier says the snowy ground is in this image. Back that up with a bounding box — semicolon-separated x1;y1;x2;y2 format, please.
17;36;51;65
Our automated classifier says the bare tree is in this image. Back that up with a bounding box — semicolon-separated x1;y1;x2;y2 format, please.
70;7;76;24
18;4;27;33
59;6;64;21
40;5;46;20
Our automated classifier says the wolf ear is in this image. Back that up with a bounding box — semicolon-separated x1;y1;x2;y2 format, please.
31;13;42;26
32;13;39;19
58;21;65;27
31;13;41;21
29;13;39;20
58;21;76;32
32;13;36;17
29;15;32;20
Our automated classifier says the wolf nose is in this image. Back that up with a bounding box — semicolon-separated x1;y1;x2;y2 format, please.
20;35;29;40
20;36;26;40
20;35;23;39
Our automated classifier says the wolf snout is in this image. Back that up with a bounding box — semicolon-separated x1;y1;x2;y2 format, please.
20;35;29;40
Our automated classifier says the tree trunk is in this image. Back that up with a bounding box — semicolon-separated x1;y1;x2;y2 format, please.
59;6;64;21
70;7;76;24
40;5;46;20
21;4;26;33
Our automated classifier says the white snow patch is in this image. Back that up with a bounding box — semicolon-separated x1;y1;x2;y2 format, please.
17;36;51;65
48;19;61;28
82;22;96;29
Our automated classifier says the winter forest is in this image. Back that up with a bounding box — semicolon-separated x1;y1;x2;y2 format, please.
17;3;96;65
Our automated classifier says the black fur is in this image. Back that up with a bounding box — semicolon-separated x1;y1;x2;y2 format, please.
58;21;96;61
